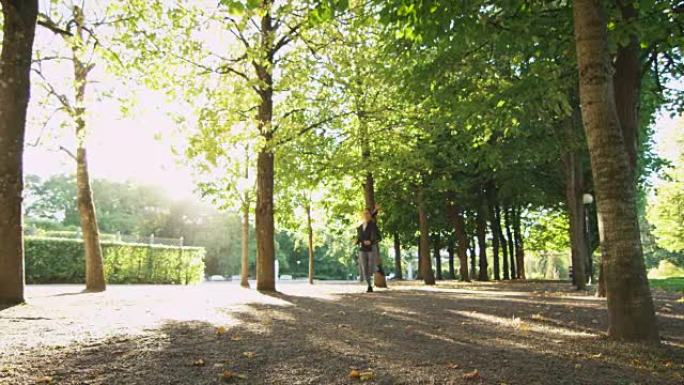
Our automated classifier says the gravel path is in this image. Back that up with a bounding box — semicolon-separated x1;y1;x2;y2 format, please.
1;280;682;385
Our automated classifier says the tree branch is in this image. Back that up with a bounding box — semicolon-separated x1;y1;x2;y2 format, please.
59;146;77;161
37;14;73;36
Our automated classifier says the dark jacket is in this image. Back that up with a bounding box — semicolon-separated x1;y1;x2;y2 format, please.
356;221;380;252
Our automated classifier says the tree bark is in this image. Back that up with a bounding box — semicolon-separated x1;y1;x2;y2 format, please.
512;207;526;280
497;205;509;280
449;204;470;281
612;0;640;180
77;148;105;291
393;233;402;280
417;187;435;285
241;199;250;288
416;237;423;280
476;197;489;281
505;207;516;279
306;201;314;285
469;235;477;280
254;4;276;292
572;0;658;341
447;236;455;280
72;8;105;292
433;233;442;280
562;114;588;290
0;0;38;305
487;186;501;281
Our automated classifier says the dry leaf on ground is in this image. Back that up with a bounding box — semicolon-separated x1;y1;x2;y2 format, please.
359;370;374;381
463;369;480;380
192;359;206;367
221;370;247;382
242;351;257;359
349;369;361;379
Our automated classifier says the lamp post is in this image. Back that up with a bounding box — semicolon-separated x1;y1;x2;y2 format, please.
582;193;594;284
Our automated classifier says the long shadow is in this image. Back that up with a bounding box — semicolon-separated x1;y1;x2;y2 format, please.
0;302;20;312
2;285;683;385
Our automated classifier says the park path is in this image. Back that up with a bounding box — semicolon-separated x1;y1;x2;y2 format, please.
1;281;682;385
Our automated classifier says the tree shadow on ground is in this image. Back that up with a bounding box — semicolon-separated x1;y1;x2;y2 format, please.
0;302;19;312
2;284;683;385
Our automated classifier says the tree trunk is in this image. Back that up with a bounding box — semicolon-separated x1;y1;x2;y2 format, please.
512;207;526;280
449;204;470;281
255;5;276;292
487;186;501;281
433;233;442;280
72;10;105;292
476;198;489;281
241;199;250;288
393;233;403;280
613;0;640;180
417;187;435;285
306;201;314;285
469;235;477;280
416;237;423;280
0;0;38;305
505;207;516;279
562;114;588;290
77;148;106;291
497;205;509;280
447;236;455;279
359;123;386;288
572;0;658;341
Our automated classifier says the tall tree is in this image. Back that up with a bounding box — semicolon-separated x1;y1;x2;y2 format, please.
0;0;38;304
572;0;658;341
433;233;442;280
496;205;509;280
504;207;516;279
417;186;436;285
36;4;109;291
476;194;489;281
393;233;403;280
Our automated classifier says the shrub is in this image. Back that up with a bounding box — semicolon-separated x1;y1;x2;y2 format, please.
25;237;205;284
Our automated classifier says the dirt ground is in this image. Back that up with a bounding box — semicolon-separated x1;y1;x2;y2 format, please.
1;280;682;385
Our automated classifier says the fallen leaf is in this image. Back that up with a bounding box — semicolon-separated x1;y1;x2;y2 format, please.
591;319;599;324
221;370;247;382
216;326;227;336
446;363;460;369
214;363;224;368
192;359;206;367
242;351;257;359
575;364;582;369
676;297;684;303
349;369;361;379
590;353;602;359
463;369;480;380
35;376;53;384
359;370;375;381
230;335;242;341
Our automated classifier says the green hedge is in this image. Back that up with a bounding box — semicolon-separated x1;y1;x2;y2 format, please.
25;237;205;284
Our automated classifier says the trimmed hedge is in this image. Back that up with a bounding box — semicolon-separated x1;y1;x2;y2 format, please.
25;237;205;284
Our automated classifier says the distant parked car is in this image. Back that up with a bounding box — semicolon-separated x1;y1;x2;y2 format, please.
208;275;226;282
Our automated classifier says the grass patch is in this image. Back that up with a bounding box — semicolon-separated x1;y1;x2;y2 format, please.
649;277;684;292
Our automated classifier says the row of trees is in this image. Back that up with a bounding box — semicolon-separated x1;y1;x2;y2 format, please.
24;174;364;279
1;0;682;343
